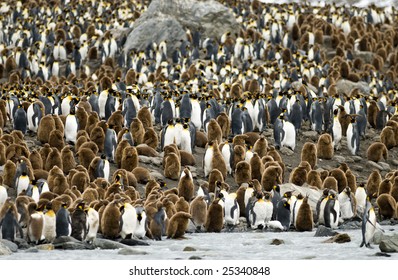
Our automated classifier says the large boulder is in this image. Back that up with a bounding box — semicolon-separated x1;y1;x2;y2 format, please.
124;0;238;55
336;79;370;96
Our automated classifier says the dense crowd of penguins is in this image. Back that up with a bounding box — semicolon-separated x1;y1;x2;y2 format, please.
0;0;397;249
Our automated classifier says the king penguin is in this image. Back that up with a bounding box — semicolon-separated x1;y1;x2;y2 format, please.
223;192;240;229
64;103;79;145
13;105;27;135
0;207;24;241
71;201;88;241
347;115;360;156
324;192;340;229
27;101;44;133
104;124;117;163
56;202;72;238
360;196;378;248
119;202;137;239
134;206;148;239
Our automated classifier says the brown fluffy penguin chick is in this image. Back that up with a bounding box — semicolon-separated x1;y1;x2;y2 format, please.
250;152;264;182
52;174;70;195
211;140;227;180
289;165;308;186
3;160;16;187
29;149;43;170
367;142;388;163
205;199;224;232
381;126;396;149
376;194;397;220
45;148;63;171
301;142;317;169
178;168;194;202
130;118;145;145
76;148;96;169
207;119;223;145
166;211;191;239
316;134;334;159
180;150;196;166
378;178;392;196
101;200;122;239
136;144;159;157
189;196;207;231
345;170;357;193
121;146;138;172
115;139;130;168
322;176;338;192
390;177;398;203
90;125;105;152
261;165;282;191
27;202;44;244
208;169;224;193
234;160;252;186
367;170;382;198
132;167;151;184
145;179;161;198
61;146;76;174
195;130;208;148
232;144;246;170
329;168;348;193
307;170;322;189
164;152;180;180
236;184;247;217
216;112;230;139
70;171;90;193
175;197;190;213
137;106;153;130
143;127;159;150
37;115;56;143
253;136;268;158
295;196;313;232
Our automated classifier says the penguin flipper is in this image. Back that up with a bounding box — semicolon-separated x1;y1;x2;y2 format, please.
230;201;238;221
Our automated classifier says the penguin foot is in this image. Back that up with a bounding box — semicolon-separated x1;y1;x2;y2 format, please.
365;243;374;249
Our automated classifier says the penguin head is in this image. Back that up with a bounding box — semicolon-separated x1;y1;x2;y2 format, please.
273;185;280;193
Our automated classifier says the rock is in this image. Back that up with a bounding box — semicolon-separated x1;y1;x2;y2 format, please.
120;239;150;246
373;231;384;245
351;156;362;162
124;0;238;55
338;220;361;230
336;79;370;96
93;238;128;250
0;243;12;256
189;256;202;260
53;236;81;244
352;165;364;172
366;161;383;171
13;238;30;250
54;242;90;250
353;51;376;65
375;252;391;257
378;162;391;172
280;147;295;156
118;248;148;255
280;183;321;212
150;171;165;180
151;157;163;167
25;247;39;253
391;159;398;166
0;240;18;252
270;239;284;245
322;233;351;243
302;131;318;141
183;246;196;251
379;234;398;253
333;155;346;164
36;244;55;250
314;225;338;237
138;155;152;164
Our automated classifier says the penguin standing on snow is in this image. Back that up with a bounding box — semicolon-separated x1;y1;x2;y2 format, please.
360;196;378;248
0;207;24;241
223;193;240;229
276;197;291;231
71;201;88;241
324;192;340;229
119;202;137;239
104;125;117;163
56;203;72;238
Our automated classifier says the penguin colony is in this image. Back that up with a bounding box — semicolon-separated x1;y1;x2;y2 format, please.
0;0;398;252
